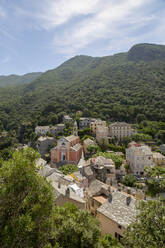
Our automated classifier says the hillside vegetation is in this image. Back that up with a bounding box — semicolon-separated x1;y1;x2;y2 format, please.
0;72;42;87
0;43;165;132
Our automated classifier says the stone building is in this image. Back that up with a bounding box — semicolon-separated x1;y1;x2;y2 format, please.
37;136;56;157
109;122;136;140
63;115;73;123
86;179;110;216
35;126;50;136
126;142;154;175
96;125;109;143
83;138;96;154
97;191;137;240
153;152;165;167
160;144;165;153
90;120;107;136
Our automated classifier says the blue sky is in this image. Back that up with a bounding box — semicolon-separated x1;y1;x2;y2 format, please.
0;0;165;75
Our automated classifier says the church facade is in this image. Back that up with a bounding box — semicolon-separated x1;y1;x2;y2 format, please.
51;121;83;165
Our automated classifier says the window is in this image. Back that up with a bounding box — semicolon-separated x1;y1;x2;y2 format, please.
115;232;123;241
118;225;122;229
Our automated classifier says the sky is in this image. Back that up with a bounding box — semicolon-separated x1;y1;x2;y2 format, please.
0;0;165;75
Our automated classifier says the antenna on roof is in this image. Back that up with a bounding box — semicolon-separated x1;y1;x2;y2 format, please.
126;196;131;206
65;188;70;197
108;194;112;203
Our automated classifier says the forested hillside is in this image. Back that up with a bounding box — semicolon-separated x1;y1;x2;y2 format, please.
0;72;42;87
0;43;165;132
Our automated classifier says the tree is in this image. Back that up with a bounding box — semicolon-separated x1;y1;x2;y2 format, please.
58;164;78;175
124;200;165;248
0;148;55;248
98;234;122;248
53;203;100;248
144;166;165;196
122;174;136;187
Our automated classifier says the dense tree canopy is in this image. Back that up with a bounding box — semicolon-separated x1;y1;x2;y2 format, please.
124;200;165;248
0;148;55;248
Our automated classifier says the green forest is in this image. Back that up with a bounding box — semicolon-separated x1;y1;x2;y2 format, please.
0;43;165;139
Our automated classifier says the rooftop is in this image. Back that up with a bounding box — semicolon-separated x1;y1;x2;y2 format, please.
153;152;165;159
38;136;55;142
97;191;138;228
93;195;107;204
65;135;79;142
110;122;131;127
71;143;82;151
87;179;110;197
83;138;95;146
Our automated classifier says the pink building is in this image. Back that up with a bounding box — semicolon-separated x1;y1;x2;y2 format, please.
51;135;82;165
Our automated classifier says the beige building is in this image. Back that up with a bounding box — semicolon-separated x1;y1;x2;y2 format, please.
90;120;107;136
109;122;136;140
97;191;137;240
153;152;165;167
126;143;154;175
83;138;96;154
86;179;111;216
96;125;109;143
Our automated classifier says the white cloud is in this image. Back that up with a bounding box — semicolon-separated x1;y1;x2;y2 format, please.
0;6;6;18
39;0;101;29
50;0;155;55
2;56;12;64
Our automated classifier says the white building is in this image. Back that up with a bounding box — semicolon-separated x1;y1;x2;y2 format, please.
109;122;136;140
35;126;50;136
126;143;154;175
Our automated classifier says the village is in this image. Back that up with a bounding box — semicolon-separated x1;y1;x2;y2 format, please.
32;114;165;241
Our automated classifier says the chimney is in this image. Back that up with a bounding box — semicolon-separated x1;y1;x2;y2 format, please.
108;194;112;203
126;196;131;206
58;182;61;189
65;188;70;197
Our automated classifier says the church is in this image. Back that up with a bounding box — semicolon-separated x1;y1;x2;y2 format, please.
51;121;83;165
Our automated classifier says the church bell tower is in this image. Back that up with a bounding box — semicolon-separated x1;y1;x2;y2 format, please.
73;120;78;136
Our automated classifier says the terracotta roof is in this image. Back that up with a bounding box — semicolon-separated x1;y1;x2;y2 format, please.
71;143;82;151
93;195;107;204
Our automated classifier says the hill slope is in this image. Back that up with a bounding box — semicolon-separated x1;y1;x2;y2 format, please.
0;43;165;131
0;72;42;87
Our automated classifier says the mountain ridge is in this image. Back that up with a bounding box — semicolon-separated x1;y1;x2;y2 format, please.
0;72;42;87
0;43;165;132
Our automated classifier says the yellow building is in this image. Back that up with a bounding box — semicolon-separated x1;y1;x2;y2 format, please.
153;152;165;167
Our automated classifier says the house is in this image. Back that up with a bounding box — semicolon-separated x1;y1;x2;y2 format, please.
90;120;107;136
109;122;136;140
49;180;85;209
56;123;65;133
160;144;165;153
90;156;125;185
86;179;111;216
63;115;73;123
97;191;137;240
126;142;154;175
51;135;82;165
153;152;165;167
35;126;50;136
96;125;109;143
37;136;56;157
83;138;96;154
79;117;91;129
